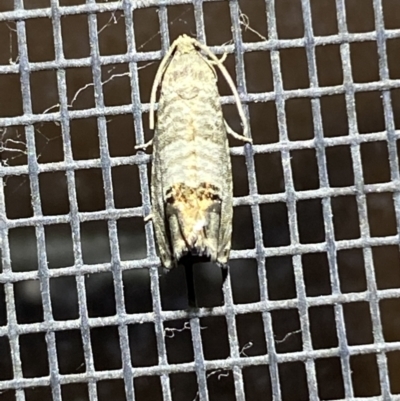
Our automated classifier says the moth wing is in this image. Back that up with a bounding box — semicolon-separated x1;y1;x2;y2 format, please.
151;134;173;269
216;127;234;266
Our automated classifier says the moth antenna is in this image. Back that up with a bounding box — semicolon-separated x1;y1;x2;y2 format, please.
149;39;180;130
224;120;252;143
194;40;250;140
209;51;228;65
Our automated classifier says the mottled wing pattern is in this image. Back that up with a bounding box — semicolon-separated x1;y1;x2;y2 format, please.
150;130;172;267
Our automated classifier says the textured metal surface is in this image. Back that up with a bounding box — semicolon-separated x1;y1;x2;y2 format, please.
0;0;400;400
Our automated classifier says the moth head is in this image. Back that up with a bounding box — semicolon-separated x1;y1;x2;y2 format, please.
174;34;197;55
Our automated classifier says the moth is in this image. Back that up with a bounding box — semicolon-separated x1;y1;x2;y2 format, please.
138;34;251;271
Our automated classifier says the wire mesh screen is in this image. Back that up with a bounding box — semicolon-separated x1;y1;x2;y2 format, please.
0;0;400;400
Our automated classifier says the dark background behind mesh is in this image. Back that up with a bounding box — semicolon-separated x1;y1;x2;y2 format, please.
0;0;400;400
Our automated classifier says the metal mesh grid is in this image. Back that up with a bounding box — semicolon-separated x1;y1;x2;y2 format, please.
0;0;399;400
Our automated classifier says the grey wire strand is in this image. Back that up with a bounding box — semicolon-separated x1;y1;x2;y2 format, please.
0;0;400;400
300;0;354;398
336;0;391;399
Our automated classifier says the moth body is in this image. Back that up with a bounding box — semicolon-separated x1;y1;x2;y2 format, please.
146;35;250;269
